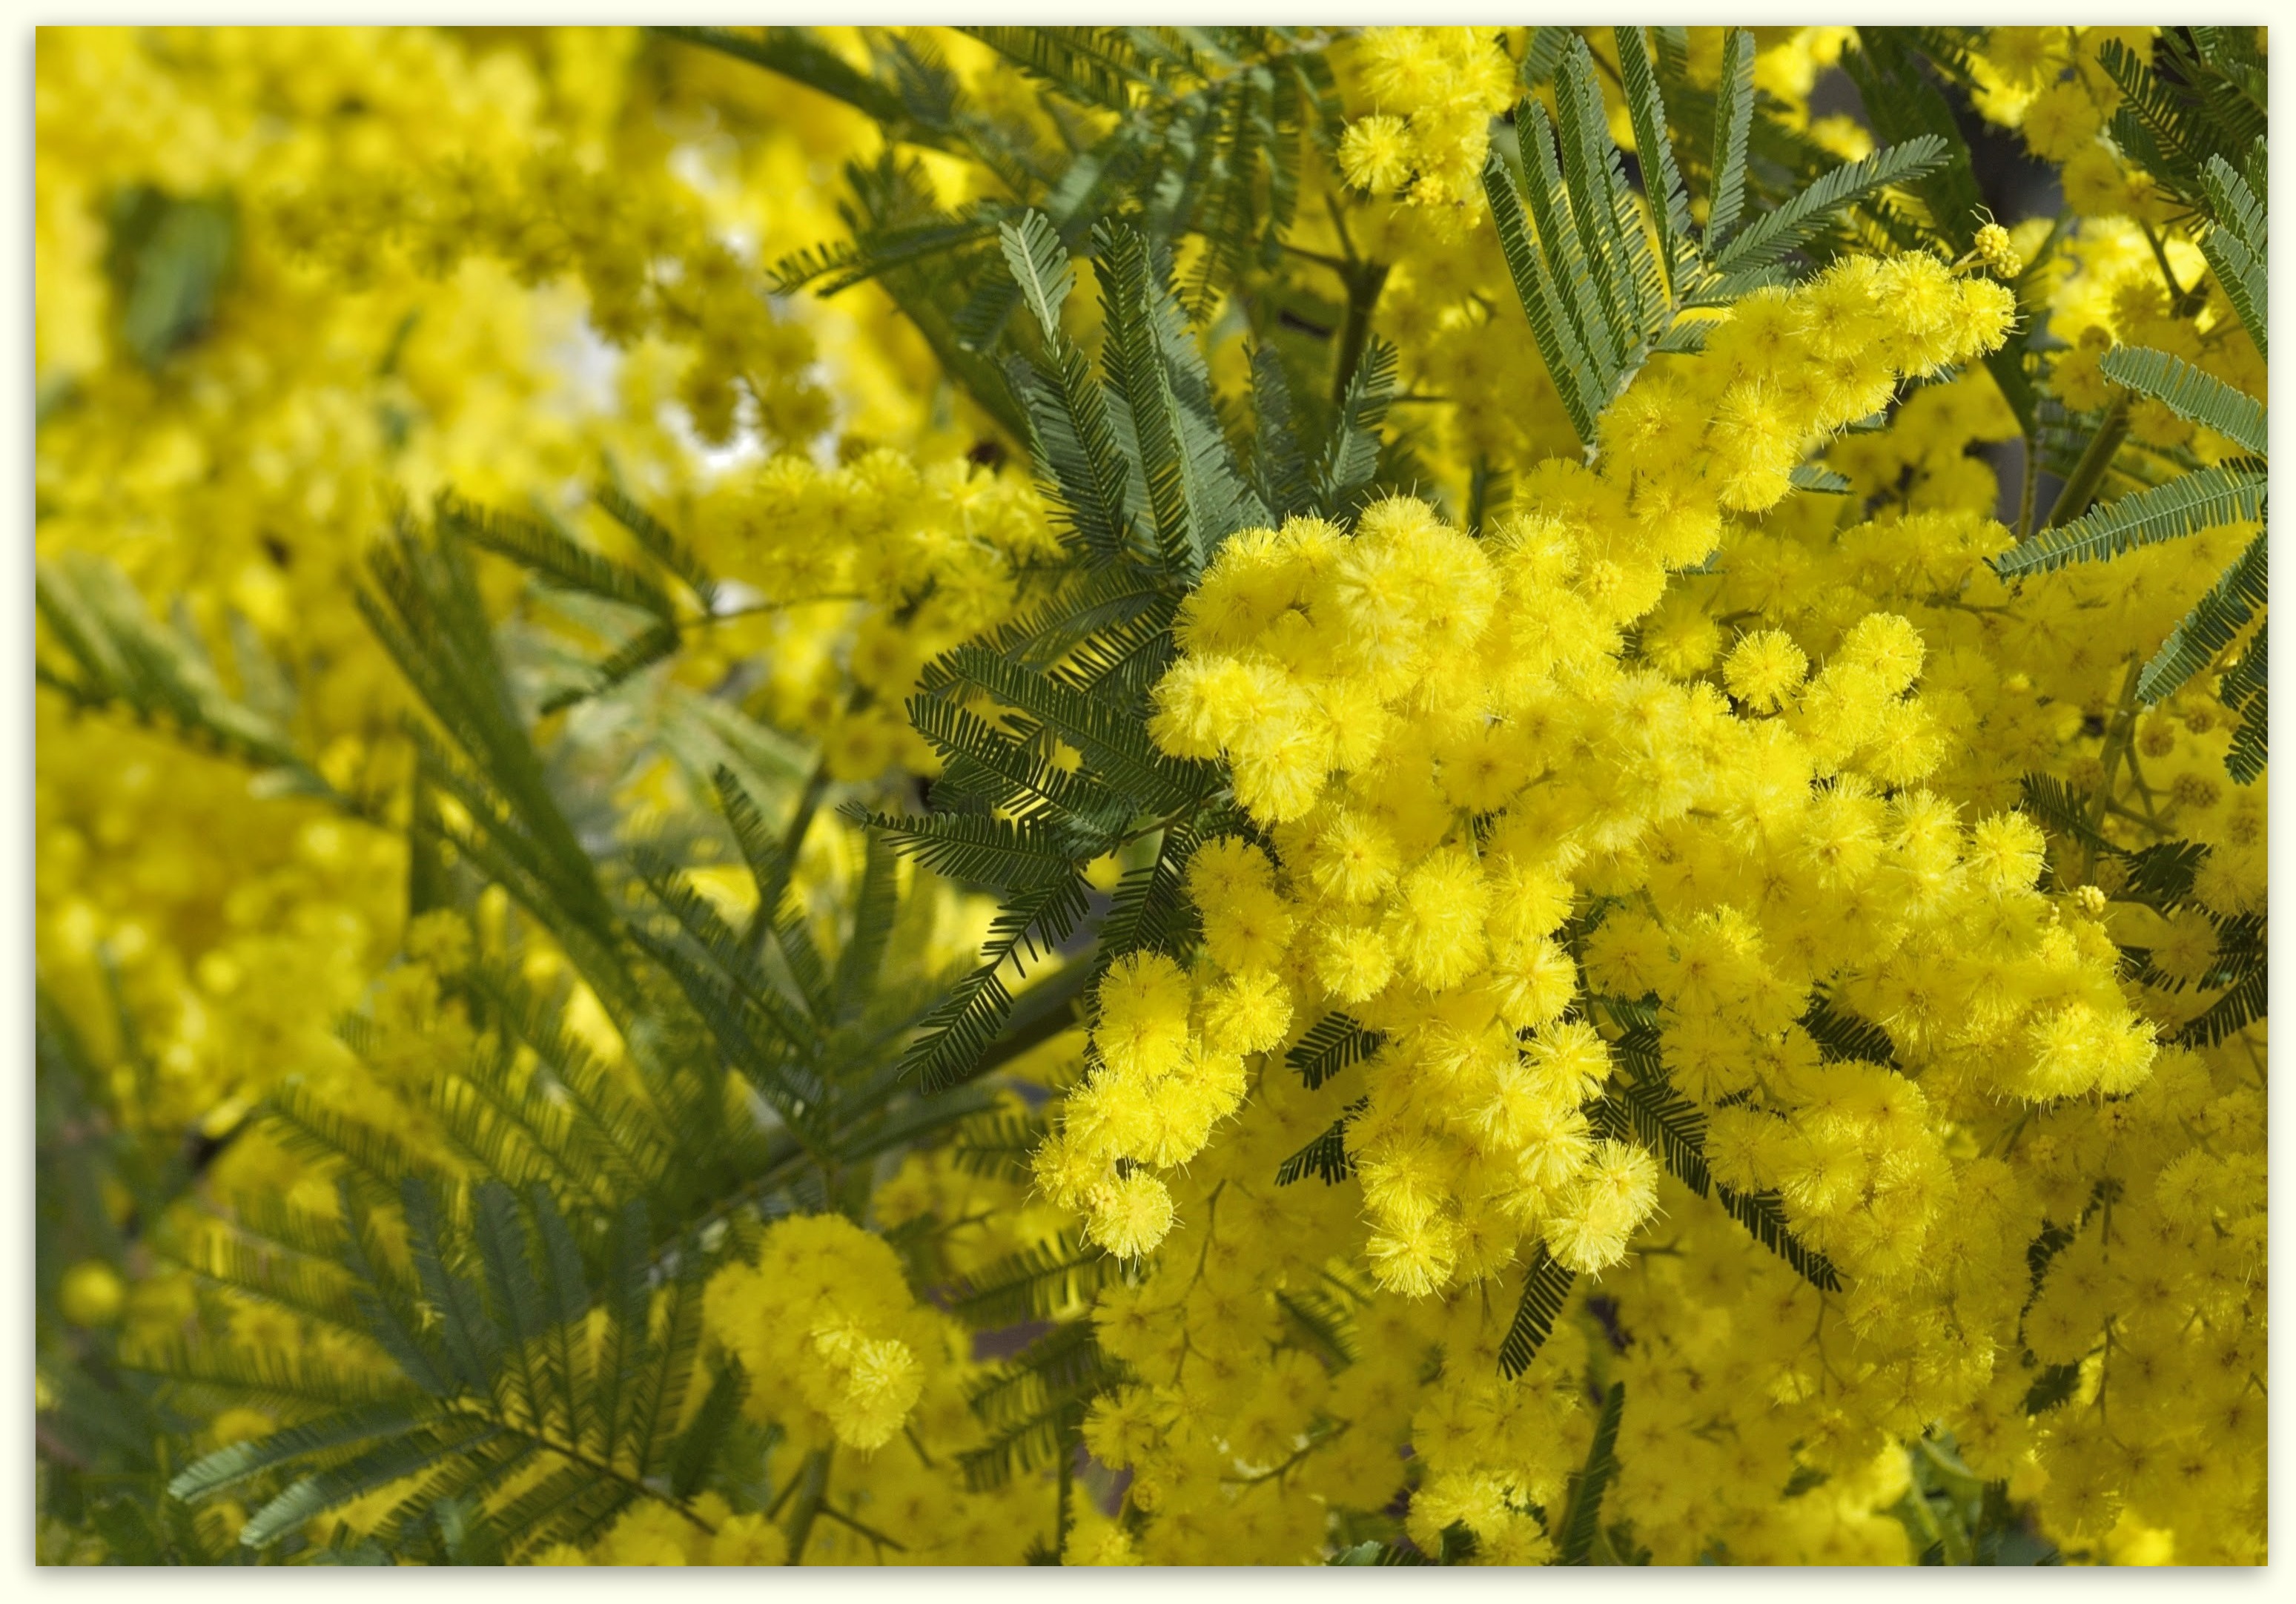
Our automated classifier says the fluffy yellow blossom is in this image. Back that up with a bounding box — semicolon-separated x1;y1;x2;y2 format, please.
702;1214;942;1454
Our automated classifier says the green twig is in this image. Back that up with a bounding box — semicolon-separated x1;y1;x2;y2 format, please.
815;1499;909;1553
2135;217;2205;316
2081;656;2144;885
2014;435;2039;540
782;1446;833;1564
1054;1427;1074;1563
1329;262;1390;407
2042;394;2131;530
971;956;1093;1077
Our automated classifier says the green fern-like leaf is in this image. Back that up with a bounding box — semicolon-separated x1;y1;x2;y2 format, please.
1519;97;1626;396
401;1177;503;1397
261;1083;445;1204
537;618;681;716
2139;529;2266;704
863;808;1090;892
2221;618;2266;783
1551;36;1654;368
2197;145;2267;355
1283;1012;1383;1090
942;642;1211;813
592;481;719;615
1598;1077;1713;1198
440;495;673;621
1718;1186;1842;1291
1274;1100;1364;1187
1483;144;1603;443
1558;1381;1626;1565
1274;1286;1358;1367
1707;134;1950;284
1991;462;2266;577
1584;1034;1840;1291
2116;839;2210;908
771;211;1002;298
1316;336;1397;515
35;553;340;803
1497;1244;1578;1379
947;1108;1047;1181
2177;960;2267;1046
906;693;1132;843
1096;222;1205;579
2095;34;2263;225
654;27;927;147
965;1319;1108;1433
999;209;1077;340
1614;27;1694;294
1789;462;1854;495
1248;343;1317;521
168;1403;429;1504
167;1181;738;1558
1095;822;1200;966
897;869;1091;1092
1800;994;1899;1067
125;1339;411;1417
2097;346;2266;457
1705;30;1756;250
961;26;1161;112
2017;771;2115;859
947;1231;1118;1327
2200;230;2267;362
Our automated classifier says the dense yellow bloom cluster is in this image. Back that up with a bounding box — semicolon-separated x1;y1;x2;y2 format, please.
36;33;1072;1565
996;254;2193;1562
37;722;403;1141
677;449;1059;771
1334;27;1857;238
274;139;841;451
1334;29;1516;223
1962;27;2168;222
34;24;1042;1179
707;1214;939;1452
36;27;622;1225
574;1504;789;1567
1012;210;2265;1560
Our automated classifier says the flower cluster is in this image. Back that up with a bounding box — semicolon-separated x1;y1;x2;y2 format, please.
1334;29;1516;225
706;1213;939;1452
1039;247;2209;1562
674;447;1059;773
1960;27;2170;223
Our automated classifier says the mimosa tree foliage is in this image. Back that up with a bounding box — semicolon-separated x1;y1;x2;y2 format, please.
36;24;2265;1567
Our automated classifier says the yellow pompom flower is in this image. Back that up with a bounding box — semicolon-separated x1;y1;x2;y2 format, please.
1086;1169;1177;1258
1724;630;1810;711
1337;113;1413;194
1968;811;2046;893
709;1514;790;1566
1384;848;1489;990
59;1261;125;1328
